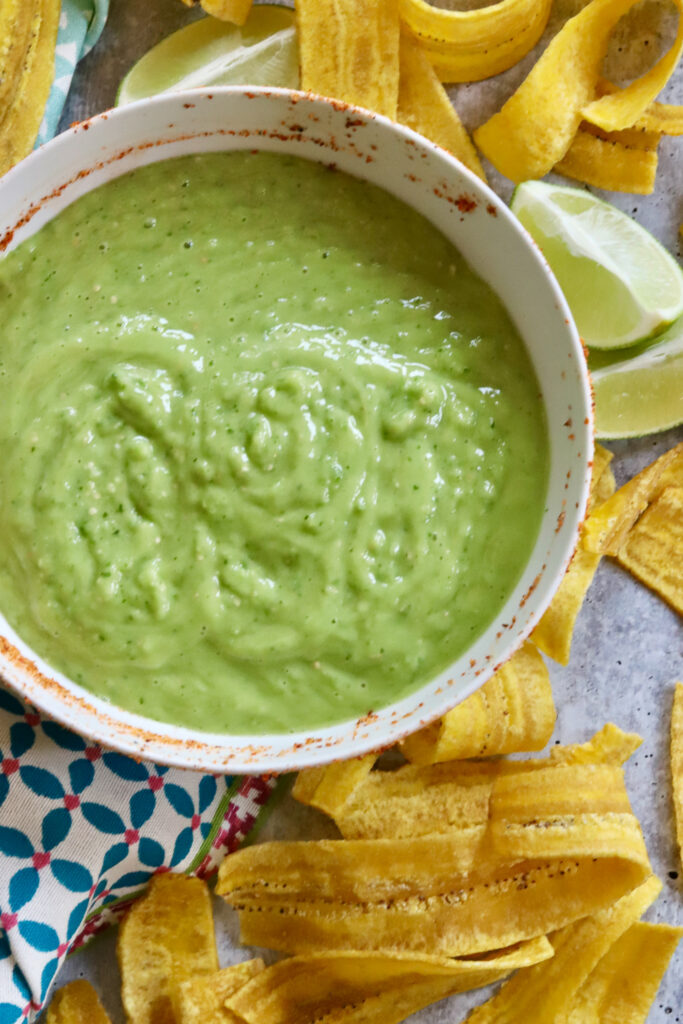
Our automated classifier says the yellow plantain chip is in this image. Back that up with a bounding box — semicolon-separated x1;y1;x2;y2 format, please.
401;641;555;764
547;722;642;766
200;0;252;25
636;101;683;135
565;921;683;1024
554;122;659;195
0;0;37;121
581;0;683;132
0;0;60;176
616;486;683;615
590;442;616;511
531;443;615;664
118;873;219;1024
531;546;602;664
46;980;111;1024
303;729;641;840
582;442;683;556
297;0;400;119
399;0;553;83
672;683;683;870
473;0;670;182
465;875;661;1024
397;31;485;180
225;941;553;1024
292;752;377;817
218;797;651;955
172;959;265;1024
488;764;633;825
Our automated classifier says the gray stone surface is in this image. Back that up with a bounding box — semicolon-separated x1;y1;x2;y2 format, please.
53;1;682;1020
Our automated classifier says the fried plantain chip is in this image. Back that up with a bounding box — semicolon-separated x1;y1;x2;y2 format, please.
531;443;615;664
292;752;377;817
473;0;678;182
581;0;683;132
554;122;659;194
218;795;651;955
0;0;36;123
565;921;683;1023
297;0;400;119
616;486;683;615
172;959;264;1024
399;0;553;83
465;875;661;1023
672;683;683;871
582;442;683;556
46;980;111;1024
547;722;642;766
636;101;683;134
200;0;253;25
225;941;553;1024
302;728;642;840
118;873;219;1024
0;0;60;176
401;641;554;764
397;31;485;180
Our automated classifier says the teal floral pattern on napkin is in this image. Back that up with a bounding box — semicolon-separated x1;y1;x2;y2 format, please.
35;0;109;146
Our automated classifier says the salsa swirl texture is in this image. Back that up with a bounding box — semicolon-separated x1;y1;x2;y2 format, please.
0;153;548;733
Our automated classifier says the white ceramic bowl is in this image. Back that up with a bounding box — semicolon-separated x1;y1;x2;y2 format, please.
0;88;592;773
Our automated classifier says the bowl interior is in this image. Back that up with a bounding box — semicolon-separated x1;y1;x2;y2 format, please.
0;88;592;772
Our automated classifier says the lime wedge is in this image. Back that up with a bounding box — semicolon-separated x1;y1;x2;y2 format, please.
510;181;683;350
116;5;299;106
591;315;683;438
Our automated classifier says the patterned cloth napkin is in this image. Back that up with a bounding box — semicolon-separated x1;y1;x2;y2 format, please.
0;686;276;1022
35;0;109;147
0;7;276;1022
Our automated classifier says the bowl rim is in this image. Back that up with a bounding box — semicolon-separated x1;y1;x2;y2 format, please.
0;85;593;772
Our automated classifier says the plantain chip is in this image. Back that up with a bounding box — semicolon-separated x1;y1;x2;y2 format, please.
401;641;555;764
172;959;265;1024
636;101;683;135
582;442;683;556
473;0;678;182
399;0;553;83
297;0;400;119
397;30;485;180
225;941;553;1024
581;0;683;132
292;752;377;817
554;122;659;194
200;0;253;25
546;722;642;766
299;727;641;840
0;0;36;123
465;875;661;1023
46;980;111;1024
218;791;651;956
616;486;683;615
0;0;60;176
118;873;219;1024
672;683;683;871
531;443;616;664
566;920;683;1023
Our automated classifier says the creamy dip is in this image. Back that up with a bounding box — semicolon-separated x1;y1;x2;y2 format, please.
0;152;548;733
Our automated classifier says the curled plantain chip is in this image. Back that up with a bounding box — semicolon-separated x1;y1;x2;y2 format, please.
225;941;553;1024
554;122;659;194
172;959;265;1024
200;0;253;25
399;0;553;83
474;0;680;182
616;485;683;615
401;641;555;764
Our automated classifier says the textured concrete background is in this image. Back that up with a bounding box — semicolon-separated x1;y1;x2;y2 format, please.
55;1;683;1020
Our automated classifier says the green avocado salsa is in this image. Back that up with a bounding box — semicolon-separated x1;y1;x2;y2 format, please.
0;152;548;734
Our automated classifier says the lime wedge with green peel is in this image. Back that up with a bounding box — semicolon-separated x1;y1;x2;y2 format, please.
116;5;299;106
510;181;683;350
591;315;683;438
